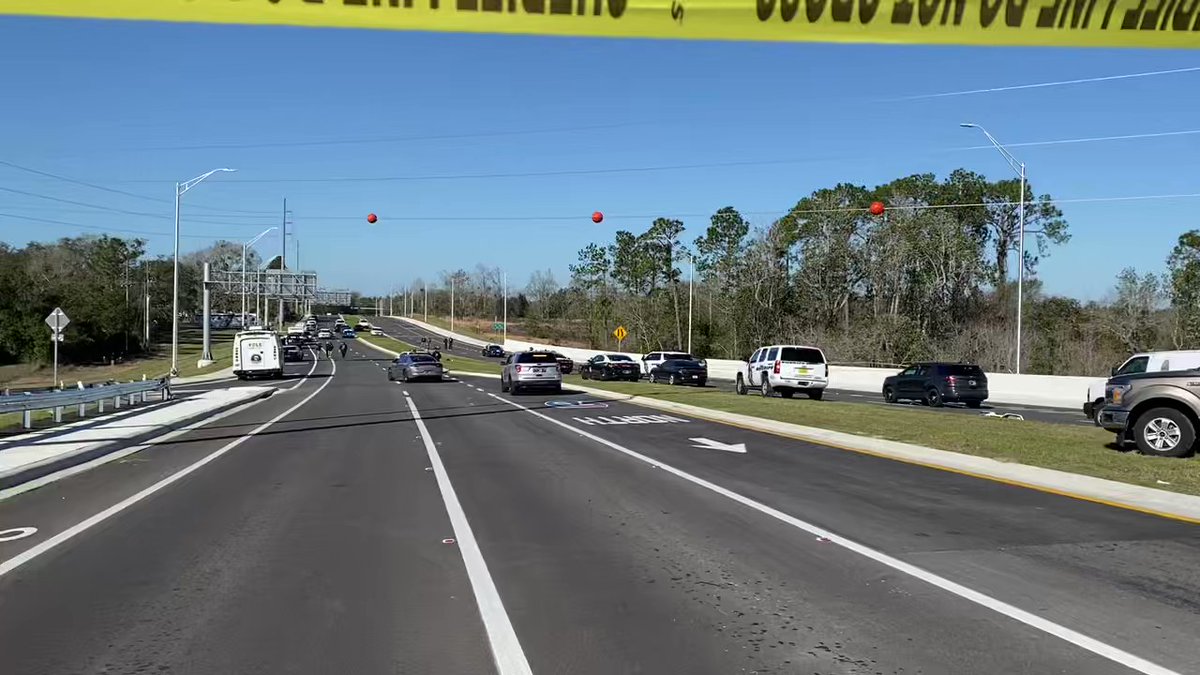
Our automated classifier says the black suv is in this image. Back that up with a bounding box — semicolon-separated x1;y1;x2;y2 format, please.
882;362;988;408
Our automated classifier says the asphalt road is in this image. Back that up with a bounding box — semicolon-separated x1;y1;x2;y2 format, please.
370;315;1092;426
0;324;1196;675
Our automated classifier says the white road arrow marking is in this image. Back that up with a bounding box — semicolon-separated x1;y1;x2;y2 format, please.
689;437;747;453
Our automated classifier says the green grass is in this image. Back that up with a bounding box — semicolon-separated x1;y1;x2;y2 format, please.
345;319;500;376
563;375;1200;498
0;328;234;390
417;315;498;343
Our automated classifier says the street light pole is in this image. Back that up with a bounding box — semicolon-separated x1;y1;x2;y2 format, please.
451;275;456;333
502;272;507;348
171;167;235;377
242;227;277;330
424;285;428;323
687;255;694;355
960;123;1027;374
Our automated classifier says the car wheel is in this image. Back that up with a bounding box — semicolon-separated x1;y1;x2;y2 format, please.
501;375;509;392
779;389;794;399
648;372;657;384
553;383;562;394
697;379;706;388
387;371;393;381
669;374;678;386
1133;407;1195;458
925;388;943;407
965;400;982;409
883;386;895;403
1092;398;1105;426
807;389;823;401
760;378;772;398
511;383;522;395
735;375;746;395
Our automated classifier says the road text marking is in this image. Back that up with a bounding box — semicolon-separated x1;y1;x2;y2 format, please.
0;527;37;542
573;414;689;426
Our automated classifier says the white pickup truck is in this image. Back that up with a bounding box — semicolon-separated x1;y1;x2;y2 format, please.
1085;350;1200;423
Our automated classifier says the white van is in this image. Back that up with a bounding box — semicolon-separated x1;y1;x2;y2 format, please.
233;329;283;380
1084;350;1200;422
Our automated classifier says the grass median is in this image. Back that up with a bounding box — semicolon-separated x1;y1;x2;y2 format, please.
346;322;500;377
562;375;1200;497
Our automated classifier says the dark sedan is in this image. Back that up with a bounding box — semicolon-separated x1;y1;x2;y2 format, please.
282;345;306;362
882;362;988;407
551;352;574;375
482;344;505;358
579;354;640;382
649;359;707;386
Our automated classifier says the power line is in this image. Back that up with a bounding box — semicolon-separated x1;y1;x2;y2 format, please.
0;212;243;239
93;127;1200;186
0;187;268;227
108;121;653;152
0;157;274;216
889;66;1200;101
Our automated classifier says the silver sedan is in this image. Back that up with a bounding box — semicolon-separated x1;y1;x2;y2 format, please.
387;353;445;382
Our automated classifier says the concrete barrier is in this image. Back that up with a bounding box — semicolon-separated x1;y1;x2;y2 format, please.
387;316;490;348
503;338;1091;410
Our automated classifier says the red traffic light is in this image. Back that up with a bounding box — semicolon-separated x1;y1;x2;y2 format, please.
869;202;885;216
592;211;604;223
367;213;378;224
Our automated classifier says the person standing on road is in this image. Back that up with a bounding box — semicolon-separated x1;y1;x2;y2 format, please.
324;341;334;359
338;342;348;359
449;338;454;350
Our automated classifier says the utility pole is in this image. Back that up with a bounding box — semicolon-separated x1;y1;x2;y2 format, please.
279;198;287;330
144;271;151;347
451;275;456;333
423;285;428;323
502;272;507;348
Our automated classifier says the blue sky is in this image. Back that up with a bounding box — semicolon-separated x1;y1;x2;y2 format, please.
1;16;1198;300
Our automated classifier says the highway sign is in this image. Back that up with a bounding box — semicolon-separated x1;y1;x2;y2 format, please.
613;325;628;342
493;322;505;331
44;307;69;333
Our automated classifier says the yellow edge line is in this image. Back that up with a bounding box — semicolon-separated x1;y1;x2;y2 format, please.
585;386;1200;526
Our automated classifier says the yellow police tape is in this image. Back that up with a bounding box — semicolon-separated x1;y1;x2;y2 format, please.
2;0;1199;48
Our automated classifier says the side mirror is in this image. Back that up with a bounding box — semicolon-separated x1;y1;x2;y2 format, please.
1111;366;1119;376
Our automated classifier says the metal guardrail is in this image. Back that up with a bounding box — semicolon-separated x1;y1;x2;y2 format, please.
0;378;172;429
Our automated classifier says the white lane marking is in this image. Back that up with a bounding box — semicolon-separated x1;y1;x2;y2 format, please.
0;359;338;578
0;527;38;542
286;352;321;391
0;390;276;503
484;392;1179;675
689;437;747;453
404;396;532;675
402;390;410;396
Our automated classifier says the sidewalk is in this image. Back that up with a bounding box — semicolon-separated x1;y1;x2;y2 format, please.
0;386;273;491
173;366;235;385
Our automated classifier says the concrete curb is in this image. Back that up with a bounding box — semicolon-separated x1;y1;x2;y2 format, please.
172;366;236;385
0;388;274;491
451;373;1200;523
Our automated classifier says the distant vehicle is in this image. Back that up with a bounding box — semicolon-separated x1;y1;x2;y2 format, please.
501;351;562;394
286;325;305;336
388;353;445;382
355;320;372;332
649;358;708;386
579;354;640;382
550;352;574;374
1084;351;1200;424
735;345;827;399
282;344;306;362
317;329;333;339
334;318;347;327
233;329;282;380
641;351;693;378
341;328;356;338
1099;369;1200;457
370;328;384;336
882;362;988;408
482;344;505;358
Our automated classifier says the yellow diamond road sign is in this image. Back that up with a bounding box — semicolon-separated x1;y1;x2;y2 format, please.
613;326;628;342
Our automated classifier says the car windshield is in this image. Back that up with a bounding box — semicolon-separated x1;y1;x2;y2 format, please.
607;355;634;362
667;359;704;368
410;355;438;363
516;352;558;363
663;353;692;360
944;365;984;377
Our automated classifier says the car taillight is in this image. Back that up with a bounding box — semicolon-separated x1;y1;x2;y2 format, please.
515;365;523;373
946;375;957;383
773;360;781;374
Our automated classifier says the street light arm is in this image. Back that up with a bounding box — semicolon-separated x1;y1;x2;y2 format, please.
961;124;1022;177
245;226;278;249
178;167;236;196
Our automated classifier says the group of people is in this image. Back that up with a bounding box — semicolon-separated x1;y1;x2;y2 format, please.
322;341;348;359
441;337;455;350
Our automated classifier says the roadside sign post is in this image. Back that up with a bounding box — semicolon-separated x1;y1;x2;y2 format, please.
45;307;70;389
613;325;628;351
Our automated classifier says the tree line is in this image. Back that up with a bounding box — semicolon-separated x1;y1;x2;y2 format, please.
400;169;1200;376
0;235;263;367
